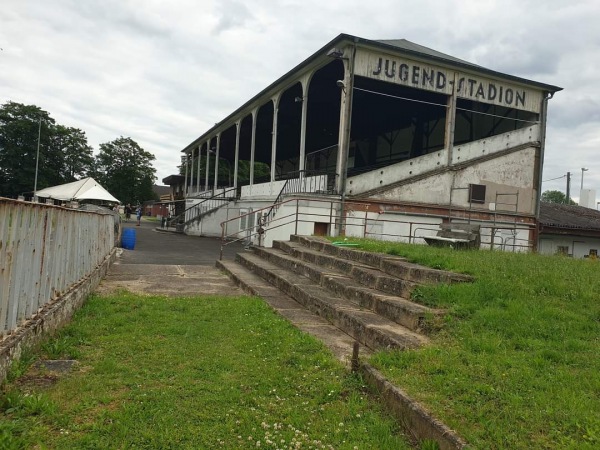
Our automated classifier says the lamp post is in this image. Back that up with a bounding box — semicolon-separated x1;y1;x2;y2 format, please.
566;172;571;205
33;118;41;201
581;167;588;191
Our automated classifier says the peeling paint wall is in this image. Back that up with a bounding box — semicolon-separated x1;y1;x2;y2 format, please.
0;246;116;385
373;148;537;214
0;200;115;336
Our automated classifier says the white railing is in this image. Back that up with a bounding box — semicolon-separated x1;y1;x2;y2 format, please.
0;198;115;337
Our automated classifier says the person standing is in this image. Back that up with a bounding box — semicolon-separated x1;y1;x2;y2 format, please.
136;205;142;226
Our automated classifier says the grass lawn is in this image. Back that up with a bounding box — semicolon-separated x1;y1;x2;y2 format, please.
340;238;600;449
0;293;414;449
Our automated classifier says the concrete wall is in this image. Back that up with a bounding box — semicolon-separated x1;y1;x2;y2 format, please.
186;205;245;238
372;148;537;214
348;126;539;215
260;199;338;248
241;180;287;197
186;200;276;239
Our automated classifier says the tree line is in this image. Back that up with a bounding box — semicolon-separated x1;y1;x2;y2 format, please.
541;190;577;205
0;101;157;205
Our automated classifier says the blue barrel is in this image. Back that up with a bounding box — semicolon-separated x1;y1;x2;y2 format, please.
121;228;136;250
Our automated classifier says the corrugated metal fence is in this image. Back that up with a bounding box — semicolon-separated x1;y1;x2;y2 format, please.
0;199;115;336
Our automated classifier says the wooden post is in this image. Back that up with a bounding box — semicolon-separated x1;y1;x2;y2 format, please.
351;341;360;372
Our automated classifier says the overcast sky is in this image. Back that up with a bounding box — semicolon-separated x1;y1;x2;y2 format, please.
2;0;599;202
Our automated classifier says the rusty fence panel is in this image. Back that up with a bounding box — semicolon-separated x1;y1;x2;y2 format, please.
0;199;114;337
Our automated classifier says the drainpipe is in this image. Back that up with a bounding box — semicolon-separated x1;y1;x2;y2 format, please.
535;91;552;251
337;40;357;236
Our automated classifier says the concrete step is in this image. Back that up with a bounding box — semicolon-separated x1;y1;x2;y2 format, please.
234;252;429;351
216;259;372;363
271;240;417;297
288;235;473;285
253;245;438;332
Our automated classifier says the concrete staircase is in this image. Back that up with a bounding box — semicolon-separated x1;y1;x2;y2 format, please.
217;235;472;360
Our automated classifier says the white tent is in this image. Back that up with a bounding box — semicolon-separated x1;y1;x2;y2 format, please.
35;178;120;203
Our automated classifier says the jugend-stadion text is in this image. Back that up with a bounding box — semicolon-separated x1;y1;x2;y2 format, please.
371;57;527;109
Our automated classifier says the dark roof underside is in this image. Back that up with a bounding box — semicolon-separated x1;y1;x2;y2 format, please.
539;202;600;230
162;175;184;185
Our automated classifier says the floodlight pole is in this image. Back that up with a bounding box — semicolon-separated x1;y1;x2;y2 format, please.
33;118;41;201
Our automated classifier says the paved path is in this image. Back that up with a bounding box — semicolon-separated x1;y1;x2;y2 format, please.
96;219;246;297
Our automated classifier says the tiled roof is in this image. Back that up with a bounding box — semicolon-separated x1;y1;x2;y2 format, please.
153;185;171;197
376;38;480;68
539;202;600;230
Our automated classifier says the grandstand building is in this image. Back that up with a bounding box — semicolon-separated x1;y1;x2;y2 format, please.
165;33;561;251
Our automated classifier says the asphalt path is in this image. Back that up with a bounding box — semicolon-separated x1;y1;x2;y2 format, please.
118;218;245;265
96;218;246;297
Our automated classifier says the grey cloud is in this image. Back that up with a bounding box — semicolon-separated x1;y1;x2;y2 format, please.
67;1;173;40
213;0;256;34
549;97;600;129
3;0;600;185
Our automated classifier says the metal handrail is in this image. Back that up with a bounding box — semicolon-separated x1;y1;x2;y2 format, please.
260;179;290;229
261;169;339;229
276;169;338;194
219;202;292;259
168;186;237;229
219;196;536;259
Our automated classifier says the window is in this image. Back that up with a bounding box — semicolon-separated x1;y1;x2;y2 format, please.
556;246;569;256
469;184;486;204
240;211;247;230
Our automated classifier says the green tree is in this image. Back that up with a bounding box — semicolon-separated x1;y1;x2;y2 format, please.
541;190;577;205
93;136;157;205
0;101;95;198
0;101;55;197
50;125;94;181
